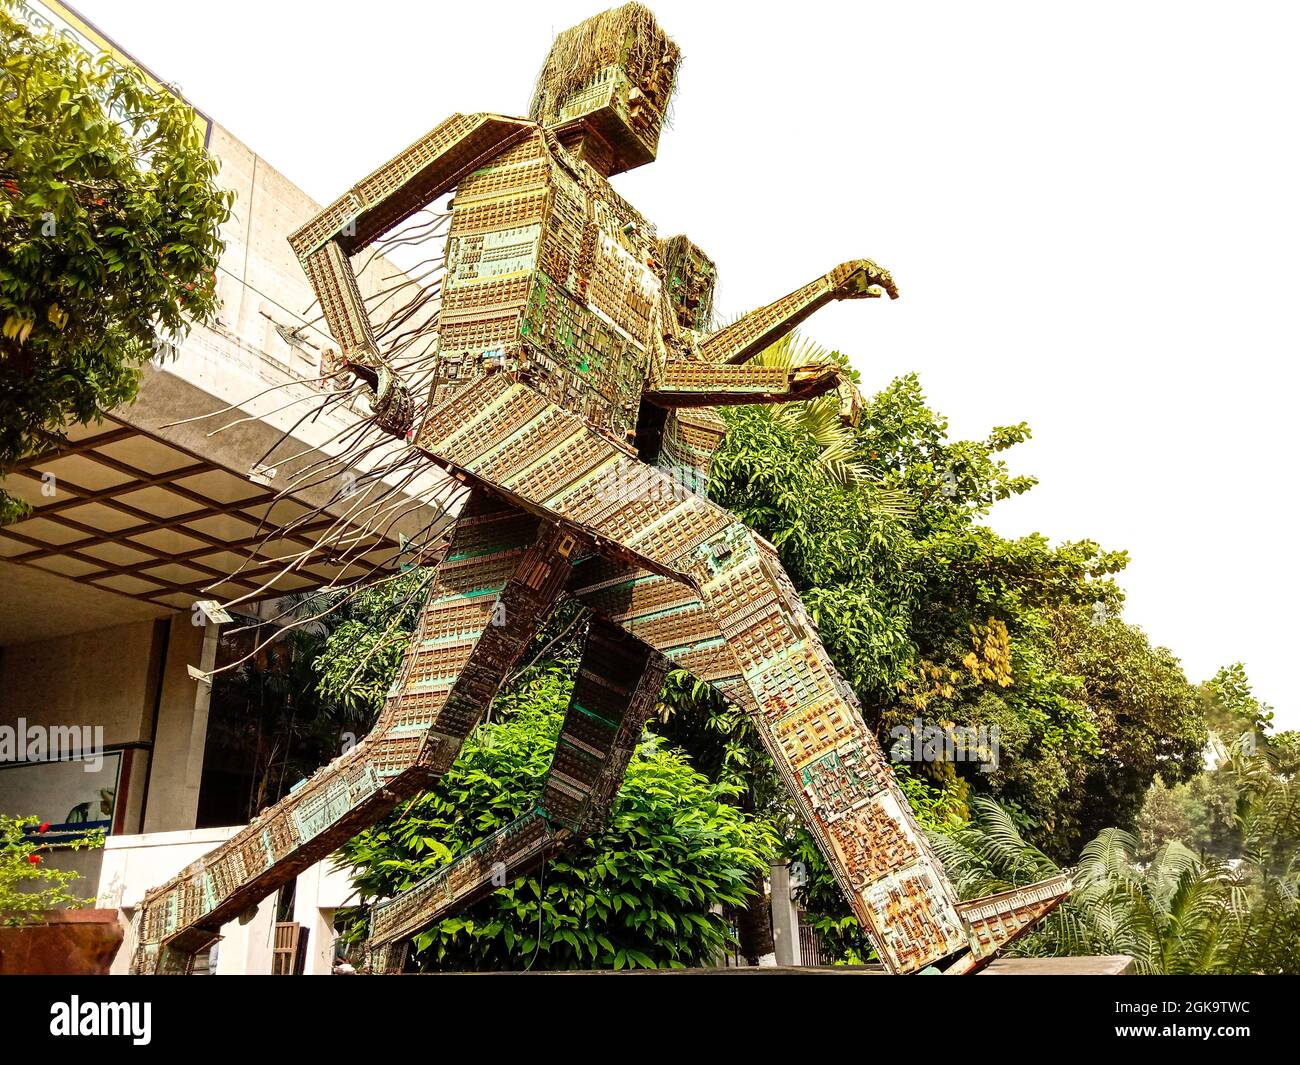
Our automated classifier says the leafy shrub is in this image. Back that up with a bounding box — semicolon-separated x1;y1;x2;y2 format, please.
0;815;103;926
341;668;777;970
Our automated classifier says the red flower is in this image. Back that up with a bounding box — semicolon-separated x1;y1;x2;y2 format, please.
27;854;41;865
38;821;49;833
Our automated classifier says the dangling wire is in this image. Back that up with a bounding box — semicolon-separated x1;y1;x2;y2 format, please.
184;190;458;669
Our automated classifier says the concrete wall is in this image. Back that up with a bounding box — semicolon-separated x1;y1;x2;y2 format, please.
0;618;157;749
0;612;212;896
204;119;439;379
292;855;360;975
0;612;210;833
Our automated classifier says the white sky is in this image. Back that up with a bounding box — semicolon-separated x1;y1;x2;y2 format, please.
73;0;1300;728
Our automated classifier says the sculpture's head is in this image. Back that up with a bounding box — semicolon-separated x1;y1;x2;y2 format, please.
658;235;716;333
529;3;680;176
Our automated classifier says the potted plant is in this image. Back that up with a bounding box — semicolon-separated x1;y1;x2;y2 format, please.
0;814;120;974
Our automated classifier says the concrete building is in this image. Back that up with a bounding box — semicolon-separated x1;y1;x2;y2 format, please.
0;1;453;972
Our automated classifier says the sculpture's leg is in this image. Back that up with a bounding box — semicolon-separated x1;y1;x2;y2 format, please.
571;549;975;973
575;550;1071;971
363;617;668;971
410;376;1067;971
130;491;577;974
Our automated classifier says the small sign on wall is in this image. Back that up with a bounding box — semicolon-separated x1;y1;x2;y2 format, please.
0;748;129;844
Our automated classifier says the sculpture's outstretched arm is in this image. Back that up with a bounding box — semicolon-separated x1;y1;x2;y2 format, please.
643;359;844;407
698;259;898;366
287;114;534;397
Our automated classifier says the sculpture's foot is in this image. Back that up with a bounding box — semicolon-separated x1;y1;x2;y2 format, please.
130;918;213;975
943;874;1073;974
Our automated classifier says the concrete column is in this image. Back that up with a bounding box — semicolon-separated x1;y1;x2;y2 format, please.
769;863;802;967
142;616;215;833
212;895;276;975
292;861;339;975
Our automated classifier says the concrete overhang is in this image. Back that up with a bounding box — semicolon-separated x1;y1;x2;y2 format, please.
0;319;458;646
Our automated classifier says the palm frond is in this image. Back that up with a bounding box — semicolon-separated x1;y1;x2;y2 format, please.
737;332;912;512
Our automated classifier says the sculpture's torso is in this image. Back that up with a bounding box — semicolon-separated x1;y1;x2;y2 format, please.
432;129;667;453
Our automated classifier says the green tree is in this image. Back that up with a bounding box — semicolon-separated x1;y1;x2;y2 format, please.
0;816;103;926
313;570;434;721
1136;771;1241;864
1136;664;1288;866
1185;769;1243;859
1270;731;1300;777
1201;662;1275;749
206;619;353;821
0;2;231;521
1043;607;1207;853
936;758;1300;975
1219;742;1300;973
1136;778;1196;863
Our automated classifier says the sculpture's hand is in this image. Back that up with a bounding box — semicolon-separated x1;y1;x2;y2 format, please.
829;259;899;301
788;362;845;401
792;362;864;424
838;380;865;427
329;343;414;436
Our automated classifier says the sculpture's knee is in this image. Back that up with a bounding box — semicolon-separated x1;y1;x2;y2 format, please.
688;520;798;609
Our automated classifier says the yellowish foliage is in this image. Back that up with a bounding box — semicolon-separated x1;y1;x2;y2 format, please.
962;618;1013;687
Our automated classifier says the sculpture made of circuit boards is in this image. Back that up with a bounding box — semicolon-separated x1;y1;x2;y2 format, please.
130;4;1068;976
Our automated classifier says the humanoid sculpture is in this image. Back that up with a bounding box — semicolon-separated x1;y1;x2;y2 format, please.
132;3;1068;975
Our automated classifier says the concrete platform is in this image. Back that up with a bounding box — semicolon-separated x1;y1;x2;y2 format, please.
436;956;1134;975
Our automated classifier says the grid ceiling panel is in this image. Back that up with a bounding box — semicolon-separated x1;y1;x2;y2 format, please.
0;418;412;610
